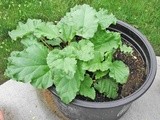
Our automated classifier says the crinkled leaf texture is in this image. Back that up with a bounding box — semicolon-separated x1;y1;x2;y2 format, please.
94;78;118;99
47;40;94;80
96;8;117;29
20;36;39;47
90;30;122;54
109;60;129;84
57;23;76;42
53;61;85;104
46;44;89;103
47;49;77;78
9;19;43;40
5;42;54;89
53;72;81;104
34;22;60;39
82;51;111;72
45;38;62;46
120;44;133;54
58;4;98;39
79;75;96;99
95;70;109;79
70;40;94;61
9;19;61;46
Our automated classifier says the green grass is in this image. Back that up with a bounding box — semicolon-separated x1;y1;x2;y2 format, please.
0;0;160;81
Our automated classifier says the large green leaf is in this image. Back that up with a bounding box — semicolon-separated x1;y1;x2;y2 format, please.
53;61;85;104
96;8;117;30
82;51;102;72
82;51;111;72
54;73;80;104
47;49;77;78
75;61;85;81
95;70;109;79
94;78;118;99
54;72;80;104
9;19;60;45
5;43;54;89
79;75;96;99
9;19;43;40
70;40;94;61
120;44;133;54
90;30;121;54
45;38;62;46
109;60;129;84
34;22;60;39
57;23;76;42
59;4;98;39
20;36;39;47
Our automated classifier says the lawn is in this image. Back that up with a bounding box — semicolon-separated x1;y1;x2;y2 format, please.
0;0;160;81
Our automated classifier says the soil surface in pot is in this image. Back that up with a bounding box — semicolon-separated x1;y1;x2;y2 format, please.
76;41;147;102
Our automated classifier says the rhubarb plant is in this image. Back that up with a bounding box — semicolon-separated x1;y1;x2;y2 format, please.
5;4;133;104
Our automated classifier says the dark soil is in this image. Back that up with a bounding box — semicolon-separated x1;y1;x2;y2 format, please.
115;46;146;98
76;42;147;102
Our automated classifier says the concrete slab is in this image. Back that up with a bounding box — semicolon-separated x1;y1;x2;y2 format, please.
0;57;160;120
0;81;59;120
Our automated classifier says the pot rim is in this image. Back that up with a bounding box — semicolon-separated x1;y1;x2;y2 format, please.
49;20;157;108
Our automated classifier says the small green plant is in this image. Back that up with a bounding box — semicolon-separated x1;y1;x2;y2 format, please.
5;4;132;104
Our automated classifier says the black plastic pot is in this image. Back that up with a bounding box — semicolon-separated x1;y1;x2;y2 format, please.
49;20;157;120
0;80;7;85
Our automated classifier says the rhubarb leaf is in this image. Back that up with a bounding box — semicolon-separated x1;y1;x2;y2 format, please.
120;44;133;54
96;8;117;29
70;40;94;61
9;19;43;40
47;49;77;78
79;75;96;99
54;72;81;104
45;38;62;46
5;43;53;89
82;51;103;72
95;70;109;79
20;36;39;47
109;60;129;84
75;61;85;81
53;61;84;104
90;30;121;54
82;51;111;72
34;22;59;39
59;4;98;39
58;23;76;42
94;78;118;99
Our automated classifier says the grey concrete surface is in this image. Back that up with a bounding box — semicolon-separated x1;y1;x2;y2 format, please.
0;57;160;120
0;81;59;120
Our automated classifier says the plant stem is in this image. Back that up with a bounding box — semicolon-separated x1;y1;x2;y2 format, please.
40;38;52;49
